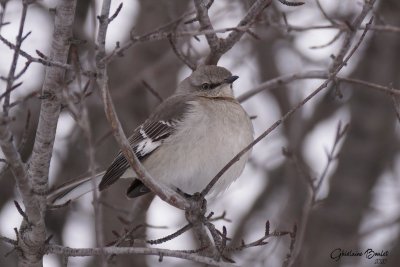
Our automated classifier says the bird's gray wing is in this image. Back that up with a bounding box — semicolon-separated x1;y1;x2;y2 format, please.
98;94;194;192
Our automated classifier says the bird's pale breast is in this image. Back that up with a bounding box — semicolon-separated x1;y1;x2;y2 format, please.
129;98;254;198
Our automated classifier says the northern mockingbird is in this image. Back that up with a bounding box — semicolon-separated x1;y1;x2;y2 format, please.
49;65;254;205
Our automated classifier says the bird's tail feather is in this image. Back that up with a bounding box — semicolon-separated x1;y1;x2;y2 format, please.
47;171;105;206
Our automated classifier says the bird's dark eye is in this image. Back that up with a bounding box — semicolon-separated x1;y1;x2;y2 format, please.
201;83;211;90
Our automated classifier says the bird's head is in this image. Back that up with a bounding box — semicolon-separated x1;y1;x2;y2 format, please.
177;65;239;98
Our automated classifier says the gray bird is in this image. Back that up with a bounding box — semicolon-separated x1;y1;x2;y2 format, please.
49;65;254;205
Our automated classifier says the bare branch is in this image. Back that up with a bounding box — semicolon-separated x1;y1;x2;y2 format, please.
194;0;220;57
237;70;328;102
313;121;349;198
315;0;337;26
14;200;31;226
310;30;343;49
108;2;123;23
237;71;400;103
0;35;89;74
282;225;297;267
0;1;9;33
146;223;192;245
6;0;78;266
3;1;30;115
46;244;238;267
195;0;274;65
0;234;18;246
331;1;375;71
227;222;291;252
277;0;304;7
168;34;197;70
391;91;400;124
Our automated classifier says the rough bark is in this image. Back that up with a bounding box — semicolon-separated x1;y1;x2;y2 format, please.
17;0;77;266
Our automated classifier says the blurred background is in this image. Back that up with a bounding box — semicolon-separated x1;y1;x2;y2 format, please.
1;0;399;266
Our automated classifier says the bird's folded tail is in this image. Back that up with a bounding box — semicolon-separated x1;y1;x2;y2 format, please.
47;171;105;206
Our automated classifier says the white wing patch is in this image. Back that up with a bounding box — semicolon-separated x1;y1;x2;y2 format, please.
139;126;148;138
135;139;161;157
134;122;173;157
159;120;173;127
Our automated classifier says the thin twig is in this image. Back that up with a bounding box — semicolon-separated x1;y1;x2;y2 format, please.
313;121;348;199
310;30;343;49
168;34;196;70
108;2;123;23
391;92;400;124
277;0;304;7
141;80;164;103
3;1;30;115
146;223;193;245
315;0;337;26
13;200;31;226
0;1;9;34
0;234;18;246
282;225;297;267
0;34;88;74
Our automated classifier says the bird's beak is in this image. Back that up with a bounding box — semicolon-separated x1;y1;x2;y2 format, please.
224;75;239;84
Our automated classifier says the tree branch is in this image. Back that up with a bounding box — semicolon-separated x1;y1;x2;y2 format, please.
194;0;274;65
14;0;77;266
46;244;238;267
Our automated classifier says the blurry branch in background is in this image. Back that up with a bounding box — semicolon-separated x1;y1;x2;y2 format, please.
204;12;374;208
288;123;346;262
313;122;349;201
283;121;348;266
276;18;400;34
391;91;400;123
3;0;398;74
287;1;376;264
238;71;400;103
168;33;197;70
2;0;30;116
141;80;164;103
105;0;304;65
61;77;105;263
194;0;280;65
0;0;9;32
